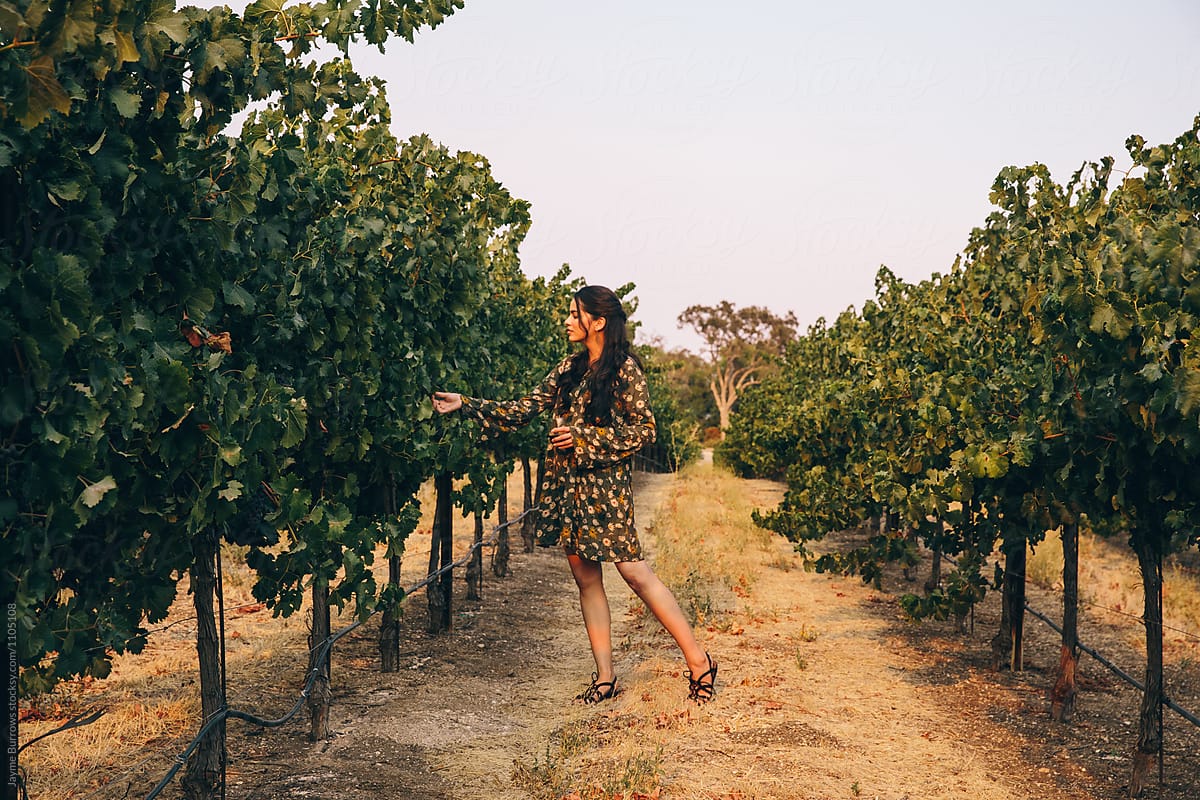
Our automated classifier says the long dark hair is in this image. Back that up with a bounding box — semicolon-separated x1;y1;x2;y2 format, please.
556;286;643;424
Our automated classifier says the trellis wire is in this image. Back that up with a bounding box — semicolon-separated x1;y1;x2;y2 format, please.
1022;603;1200;728
140;505;536;800
929;547;1200;730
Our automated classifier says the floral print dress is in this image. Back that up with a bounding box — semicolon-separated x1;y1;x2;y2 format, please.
462;355;656;562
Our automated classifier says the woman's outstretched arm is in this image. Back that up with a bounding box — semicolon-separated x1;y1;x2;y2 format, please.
431;359;568;439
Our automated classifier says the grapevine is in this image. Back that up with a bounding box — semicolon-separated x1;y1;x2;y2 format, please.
722;116;1200;792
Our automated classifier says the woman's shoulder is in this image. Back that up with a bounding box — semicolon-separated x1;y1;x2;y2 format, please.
619;353;645;375
539;354;578;385
616;354;649;388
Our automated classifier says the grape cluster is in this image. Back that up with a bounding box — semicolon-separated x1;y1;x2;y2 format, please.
0;442;22;466
226;488;278;548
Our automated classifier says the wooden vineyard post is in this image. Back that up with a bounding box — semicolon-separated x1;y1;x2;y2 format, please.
426;482;443;632
1051;521;1080;722
183;530;225;800
428;473;454;634
1009;542;1026;671
307;579;332;741
466;512;484;601
521;455;536;552
990;540;1026;671
1128;539;1164;797
492;472;510;577
438;473;454;631
379;552;403;672
379;479;402;673
925;542;942;595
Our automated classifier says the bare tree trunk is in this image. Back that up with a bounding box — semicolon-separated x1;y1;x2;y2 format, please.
307;579;331;741
183;531;225;800
711;362;759;434
522;455;543;552
467;512;484;601
1128;538;1164;797
1009;542;1026;671
427;473;453;634
520;456;535;551
1051;522;1080;722
989;539;1026;670
713;369;734;433
492;472;510;577
379;553;402;672
379;478;401;673
925;542;942;594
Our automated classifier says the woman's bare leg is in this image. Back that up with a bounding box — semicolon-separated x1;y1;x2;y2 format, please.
567;553;615;682
614;560;710;680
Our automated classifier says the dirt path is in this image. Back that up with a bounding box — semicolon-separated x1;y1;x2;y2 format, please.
21;460;1199;799
223;468;1137;800
230;473;675;799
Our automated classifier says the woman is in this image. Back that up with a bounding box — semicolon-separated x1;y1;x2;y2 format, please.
432;285;717;704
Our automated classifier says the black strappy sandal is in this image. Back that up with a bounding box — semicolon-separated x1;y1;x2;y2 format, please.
575;672;619;704
687;653;718;704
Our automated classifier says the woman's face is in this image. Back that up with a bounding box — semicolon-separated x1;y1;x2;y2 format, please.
565;298;601;344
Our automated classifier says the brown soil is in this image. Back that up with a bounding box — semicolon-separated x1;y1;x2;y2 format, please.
21;465;1200;799
208;472;1200;800
222;474;683;800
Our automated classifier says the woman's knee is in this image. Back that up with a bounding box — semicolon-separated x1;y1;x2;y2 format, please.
573;571;603;593
568;554;604;591
615;560;655;594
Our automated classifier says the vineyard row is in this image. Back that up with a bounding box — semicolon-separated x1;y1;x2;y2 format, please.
719;115;1200;797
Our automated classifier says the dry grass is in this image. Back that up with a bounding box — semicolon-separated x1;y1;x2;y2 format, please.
18;466;533;800
1026;527;1200;659
17;550;317;799
651;462;777;626
510;462;797;800
509;463;1109;800
20;690;198;797
511;717;665;800
29;460;1191;800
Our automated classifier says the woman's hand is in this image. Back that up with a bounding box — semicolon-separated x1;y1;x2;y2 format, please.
548;426;574;450
432;392;463;414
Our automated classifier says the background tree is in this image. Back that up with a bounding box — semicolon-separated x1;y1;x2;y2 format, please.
639;339;719;437
677;301;798;432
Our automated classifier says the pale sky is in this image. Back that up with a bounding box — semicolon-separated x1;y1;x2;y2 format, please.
216;1;1200;351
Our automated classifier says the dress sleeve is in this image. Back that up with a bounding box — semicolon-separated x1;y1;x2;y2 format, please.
461;359;567;440
570;357;657;467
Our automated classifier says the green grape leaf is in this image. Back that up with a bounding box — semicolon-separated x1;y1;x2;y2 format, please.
78;476;117;509
219;444;243;466
218;480;243;502
20;56;72;129
109;87;142;118
144;0;188;45
222;281;255;311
